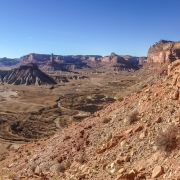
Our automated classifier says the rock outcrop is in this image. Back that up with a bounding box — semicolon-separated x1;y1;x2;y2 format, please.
168;59;180;101
168;59;180;87
101;53;129;64
147;39;180;63
1;63;56;85
101;53;146;70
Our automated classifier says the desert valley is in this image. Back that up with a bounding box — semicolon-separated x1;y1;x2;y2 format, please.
0;39;179;180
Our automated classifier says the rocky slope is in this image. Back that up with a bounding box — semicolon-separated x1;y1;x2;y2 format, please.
0;63;56;85
147;39;180;64
0;61;180;179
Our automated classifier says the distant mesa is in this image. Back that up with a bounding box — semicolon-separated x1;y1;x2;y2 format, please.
1;52;147;72
147;39;180;64
17;53;92;72
0;57;19;66
99;53;147;71
15;52;147;72
0;63;56;85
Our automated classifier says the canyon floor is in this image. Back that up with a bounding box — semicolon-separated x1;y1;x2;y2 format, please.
0;64;180;179
0;68;141;156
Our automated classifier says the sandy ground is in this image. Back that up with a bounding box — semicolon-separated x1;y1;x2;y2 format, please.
0;84;59;113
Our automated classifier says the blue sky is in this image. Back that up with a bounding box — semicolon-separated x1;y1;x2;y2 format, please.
0;0;180;58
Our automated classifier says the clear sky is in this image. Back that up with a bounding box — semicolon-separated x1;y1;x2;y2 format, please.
0;0;180;58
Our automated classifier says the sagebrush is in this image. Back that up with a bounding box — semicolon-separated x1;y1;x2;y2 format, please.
128;110;139;124
155;125;179;152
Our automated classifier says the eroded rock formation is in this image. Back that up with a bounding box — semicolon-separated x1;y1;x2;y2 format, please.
0;63;56;85
19;54;98;71
147;40;180;64
17;53;147;72
99;53;144;71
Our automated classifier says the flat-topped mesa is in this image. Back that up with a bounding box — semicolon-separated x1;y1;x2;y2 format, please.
147;39;180;64
17;53;147;72
101;52;128;64
19;53;96;71
100;52;146;70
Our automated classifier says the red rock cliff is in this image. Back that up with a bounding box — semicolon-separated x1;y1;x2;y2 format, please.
147;40;180;64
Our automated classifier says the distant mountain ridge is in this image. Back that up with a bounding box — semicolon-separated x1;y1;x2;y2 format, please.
15;53;147;71
0;57;19;66
1;53;147;71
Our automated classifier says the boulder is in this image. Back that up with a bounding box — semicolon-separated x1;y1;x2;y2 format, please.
155;117;162;123
172;89;179;100
151;166;164;178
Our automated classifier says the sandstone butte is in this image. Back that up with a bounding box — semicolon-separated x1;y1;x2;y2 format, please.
0;40;180;180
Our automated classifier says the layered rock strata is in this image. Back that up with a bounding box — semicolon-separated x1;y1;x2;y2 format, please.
0;63;56;85
147;40;180;64
17;53;147;71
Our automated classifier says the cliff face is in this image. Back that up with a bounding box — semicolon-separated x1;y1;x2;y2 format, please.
101;53;128;64
17;53;147;72
20;54;102;65
168;59;180;88
147;40;180;63
18;54;100;71
100;53;146;70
